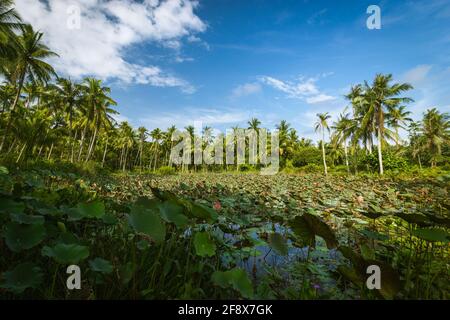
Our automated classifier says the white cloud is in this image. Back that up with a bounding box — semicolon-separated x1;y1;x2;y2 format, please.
140;108;250;130
15;0;206;92
401;65;432;85
259;75;336;104
231;83;261;98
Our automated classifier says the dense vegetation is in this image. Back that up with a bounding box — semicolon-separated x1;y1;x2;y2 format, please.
0;0;449;300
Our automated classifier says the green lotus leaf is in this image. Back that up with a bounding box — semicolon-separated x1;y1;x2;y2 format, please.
211;268;253;298
412;228;450;243
268;232;288;256
194;231;216;257
4;222;46;252
0;262;43;294
128;204;166;243
42;243;89;264
89;258;114;274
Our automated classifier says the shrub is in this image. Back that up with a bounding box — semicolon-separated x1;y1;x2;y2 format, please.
156;166;176;175
299;163;322;173
292;147;322;167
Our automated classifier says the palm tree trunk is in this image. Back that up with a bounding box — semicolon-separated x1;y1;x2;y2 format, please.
102;137;109;168
377;126;384;175
77;125;88;161
47;143;54;160
321;130;328;176
344;139;350;173
85;125;98;162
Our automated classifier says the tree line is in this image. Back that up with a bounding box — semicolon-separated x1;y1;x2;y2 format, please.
0;0;449;174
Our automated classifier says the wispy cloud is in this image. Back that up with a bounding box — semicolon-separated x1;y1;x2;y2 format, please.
230;83;262;98
259;75;336;104
15;0;206;92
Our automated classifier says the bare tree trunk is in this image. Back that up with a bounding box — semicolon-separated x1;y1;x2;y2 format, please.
321;130;328;176
77;125;88;162
377;126;384;175
16;143;27;163
101;137;109;168
344;139;349;174
47;143;54;160
85;125;98;162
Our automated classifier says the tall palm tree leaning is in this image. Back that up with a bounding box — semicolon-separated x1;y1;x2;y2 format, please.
0;0;22;59
315;112;331;176
0;25;58;152
358;74;413;175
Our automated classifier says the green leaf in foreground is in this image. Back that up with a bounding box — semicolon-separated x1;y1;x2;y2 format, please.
128;204;166;243
268;232;288;256
89;258;114;274
193;231;216;257
77;200;105;219
0;262;43;294
412;228;450;243
4;222;46;252
211;268;253;298
42;243;89;264
290;213;338;249
158;200;189;228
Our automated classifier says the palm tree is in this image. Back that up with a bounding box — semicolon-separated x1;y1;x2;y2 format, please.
315;112;331;176
77;78;116;161
150;128;163;171
332;111;355;173
0;0;21;59
247;117;261;131
421;108;449;167
352;74;413;174
387;105;412;146
276;120;291;165
408;121;424;169
0;25;58;152
137;126;147;171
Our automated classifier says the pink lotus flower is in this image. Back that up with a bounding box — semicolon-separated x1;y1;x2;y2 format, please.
213;201;222;211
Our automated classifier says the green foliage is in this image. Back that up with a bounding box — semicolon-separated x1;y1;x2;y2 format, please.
194;231;216;257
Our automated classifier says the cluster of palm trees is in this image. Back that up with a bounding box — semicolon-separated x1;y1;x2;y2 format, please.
0;1;449;174
315;74;449;175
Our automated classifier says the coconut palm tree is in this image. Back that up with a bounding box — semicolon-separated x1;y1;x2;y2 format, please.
421;108;449;167
315;112;331;176
247;118;261;131
0;25;58;152
332;111;355;173
351;74;413;174
0;0;22;59
137;126;147;171
387;105;412;146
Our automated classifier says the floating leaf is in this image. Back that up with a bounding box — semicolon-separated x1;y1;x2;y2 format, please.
89;258;113;274
211;268;253;298
194;231;216;257
42;243;89;264
395;212;431;227
359;229;389;241
0;263;43;294
4;222;46;252
189;202;218;223
268;232;288;256
128;204;166;243
412;228;450;243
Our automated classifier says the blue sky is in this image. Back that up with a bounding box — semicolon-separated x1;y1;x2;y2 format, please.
16;0;450;140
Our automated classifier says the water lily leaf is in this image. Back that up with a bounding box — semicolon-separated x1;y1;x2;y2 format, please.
128;204;166;243
89;258;113;274
211;268;253;298
42;243;89;264
158;200;189;228
77;200;105;219
0;262;43;294
412;228;450;243
4;222;46;252
289;215;315;247
268;232;288;256
194;231;216;257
